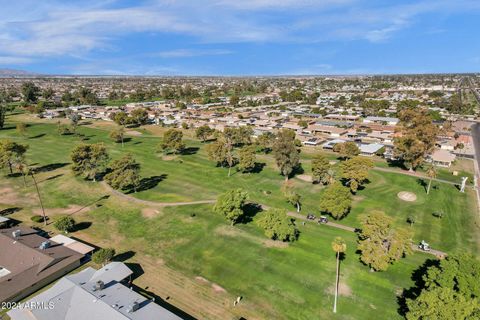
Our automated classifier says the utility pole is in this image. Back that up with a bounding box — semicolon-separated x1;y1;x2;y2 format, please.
30;171;47;226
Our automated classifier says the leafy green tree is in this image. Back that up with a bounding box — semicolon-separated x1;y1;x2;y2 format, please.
333;142;360;159
71;143;109;181
273;129;300;181
238;145;256;173
282;181;301;212
256;208;298;242
340;156;374;193
112;111;131;126
160;129;185;154
130;108;148;125
21;82;40;103
319;182;352;219
206;136;235;176
110;127;125;147
16;123;27;136
195;125;214;142
332;237;347;313
255;132;274;153
53;216;76;233
214;189;248;225
357;211;412;271
311;154;330;184
92;248;116;266
0;139;28;175
405;254;480;319
104;154;141;192
394;108;438;171
425;163;437;195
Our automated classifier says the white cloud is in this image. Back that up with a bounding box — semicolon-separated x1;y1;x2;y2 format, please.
0;0;479;62
0;56;35;65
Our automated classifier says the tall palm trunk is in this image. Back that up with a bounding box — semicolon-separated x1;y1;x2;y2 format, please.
427;178;432;195
333;251;340;313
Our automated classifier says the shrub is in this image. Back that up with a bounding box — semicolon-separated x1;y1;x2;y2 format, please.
53;216;75;232
30;215;45;223
92;248;116;266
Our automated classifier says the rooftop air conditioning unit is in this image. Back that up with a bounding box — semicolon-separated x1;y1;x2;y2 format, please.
93;280;105;291
12;230;21;238
39;241;51;250
126;302;140;313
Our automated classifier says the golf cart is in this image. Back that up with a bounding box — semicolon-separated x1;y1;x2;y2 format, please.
318;216;328;224
418;240;430;251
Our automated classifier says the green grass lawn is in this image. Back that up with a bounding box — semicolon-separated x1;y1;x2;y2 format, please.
0;117;479;319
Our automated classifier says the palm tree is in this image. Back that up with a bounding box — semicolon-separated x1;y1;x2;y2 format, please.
332;237;347;314
426;164;437;195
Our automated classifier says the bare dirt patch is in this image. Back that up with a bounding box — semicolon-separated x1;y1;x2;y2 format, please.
326;282;352;297
296;174;313;182
0;187;36;206
212;283;227;293
398;191;417;202
126;130;142;136
142;207;161;218
162;155;178;161
263;240;289;248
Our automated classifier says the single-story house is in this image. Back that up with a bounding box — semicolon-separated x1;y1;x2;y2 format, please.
8;262;182;320
363;116;399;126
359;143;384;156
0;227;84;303
429;149;456;167
322;139;347;150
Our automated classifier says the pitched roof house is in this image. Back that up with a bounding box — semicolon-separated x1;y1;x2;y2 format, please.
8;262;182;320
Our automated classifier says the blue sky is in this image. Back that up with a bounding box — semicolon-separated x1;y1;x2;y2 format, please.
0;0;479;75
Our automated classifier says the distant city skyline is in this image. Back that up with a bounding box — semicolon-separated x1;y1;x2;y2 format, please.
1;0;480;76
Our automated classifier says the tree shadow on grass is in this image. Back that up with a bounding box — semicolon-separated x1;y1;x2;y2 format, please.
239;203;263;224
387;159;409;170
0;207;22;216
397;258;439;316
29;133;46;139
134;174;168;193
250;162;266;174
130;283;197;320
113;250;136;262
46;174;64;181
72;221;92;232
416;178;428;193
180;147;199;155
33;162;69;173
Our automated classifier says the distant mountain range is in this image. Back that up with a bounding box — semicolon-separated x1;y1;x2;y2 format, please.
0;68;41;77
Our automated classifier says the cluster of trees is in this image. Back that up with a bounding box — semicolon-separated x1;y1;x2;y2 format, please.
404;254;480;319
112;109;149;127
206;127;258;176
160;129;185;154
394;108;438;171
70;143;141;192
214;189;298;242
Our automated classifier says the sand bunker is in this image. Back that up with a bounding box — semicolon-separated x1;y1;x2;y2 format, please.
296;174;313;182
126;130;142;136
398;191;417;202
